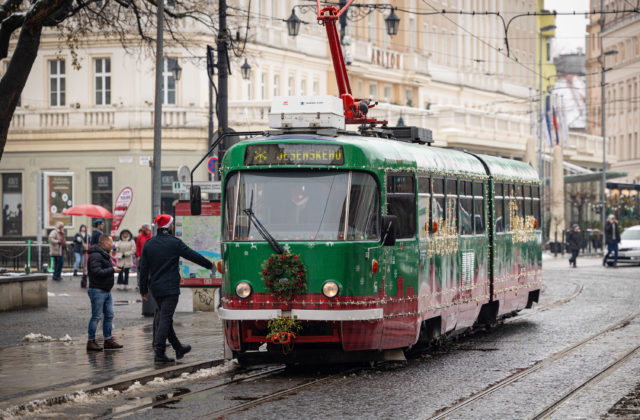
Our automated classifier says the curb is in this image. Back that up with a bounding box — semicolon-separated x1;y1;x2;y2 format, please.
2;358;226;415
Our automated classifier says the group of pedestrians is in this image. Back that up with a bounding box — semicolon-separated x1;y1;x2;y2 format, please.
566;215;622;268
80;214;212;365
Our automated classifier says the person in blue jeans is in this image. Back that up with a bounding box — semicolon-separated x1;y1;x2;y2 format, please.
86;234;123;351
603;214;621;267
73;224;88;277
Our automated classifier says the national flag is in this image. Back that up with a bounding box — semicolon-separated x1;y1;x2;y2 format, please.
545;96;553;147
552;105;560;145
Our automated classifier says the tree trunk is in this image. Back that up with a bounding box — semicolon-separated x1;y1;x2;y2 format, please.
0;23;43;161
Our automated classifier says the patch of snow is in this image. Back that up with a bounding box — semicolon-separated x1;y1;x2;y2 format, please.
22;333;73;343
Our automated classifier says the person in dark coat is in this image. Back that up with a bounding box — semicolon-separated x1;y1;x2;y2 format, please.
603;214;621;267
139;214;213;364
87;234;123;352
566;224;581;268
90;219;104;247
73;224;88;277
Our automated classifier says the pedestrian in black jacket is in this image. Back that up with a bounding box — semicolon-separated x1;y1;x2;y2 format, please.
139;214;214;364
90;219;104;247
86;234;123;352
603;214;621;267
566;224;581;268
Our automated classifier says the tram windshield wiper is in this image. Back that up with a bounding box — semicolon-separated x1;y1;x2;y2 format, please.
243;191;284;254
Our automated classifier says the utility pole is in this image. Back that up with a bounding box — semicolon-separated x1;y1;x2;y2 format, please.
217;0;229;165
151;0;164;229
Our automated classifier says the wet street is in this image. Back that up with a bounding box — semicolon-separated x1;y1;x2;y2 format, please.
3;255;640;419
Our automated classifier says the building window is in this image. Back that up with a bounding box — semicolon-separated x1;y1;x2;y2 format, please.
384;85;392;103
161;170;178;215
91;172;112;233
246;75;253;100
94;58;111;106
369;82;377;99
273;74;280;97
405;88;413;107
546;39;551;62
162;57;178;105
288;76;294;96
2;173;22;236
260;72;266;100
300;78;306;96
313;80;319;96
49;59;65;107
368;13;375;42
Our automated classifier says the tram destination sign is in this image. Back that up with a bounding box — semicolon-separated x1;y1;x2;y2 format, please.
244;144;344;166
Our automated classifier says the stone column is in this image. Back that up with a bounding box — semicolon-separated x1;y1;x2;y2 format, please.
550;144;565;241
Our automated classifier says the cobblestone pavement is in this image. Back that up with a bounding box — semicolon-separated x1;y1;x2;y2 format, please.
0;272;224;412
2;255;640;419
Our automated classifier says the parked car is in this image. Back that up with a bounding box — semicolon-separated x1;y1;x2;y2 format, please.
618;225;640;265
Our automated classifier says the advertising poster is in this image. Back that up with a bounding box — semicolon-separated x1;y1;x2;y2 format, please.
44;172;74;228
110;187;133;237
2;173;22;236
174;201;221;287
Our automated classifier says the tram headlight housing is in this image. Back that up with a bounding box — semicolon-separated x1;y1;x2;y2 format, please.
235;281;252;299
322;281;340;298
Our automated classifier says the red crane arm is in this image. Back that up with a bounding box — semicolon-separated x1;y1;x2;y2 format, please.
315;2;387;126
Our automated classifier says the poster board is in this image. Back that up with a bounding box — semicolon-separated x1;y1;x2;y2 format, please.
43;172;74;228
175;201;222;287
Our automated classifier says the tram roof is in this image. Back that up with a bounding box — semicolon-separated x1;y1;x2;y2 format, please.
476;154;540;183
226;133;539;183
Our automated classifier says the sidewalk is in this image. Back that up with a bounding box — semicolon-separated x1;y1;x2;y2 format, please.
0;310;225;411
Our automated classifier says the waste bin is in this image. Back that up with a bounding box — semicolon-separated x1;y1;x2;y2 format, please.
141;292;157;317
549;241;562;255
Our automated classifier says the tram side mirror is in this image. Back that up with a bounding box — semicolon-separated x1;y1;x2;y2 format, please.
381;215;397;247
190;185;202;215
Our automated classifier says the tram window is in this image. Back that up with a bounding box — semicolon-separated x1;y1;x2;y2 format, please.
418;177;430;194
494;182;503;197
532;185;540;199
516;184;524;217
524;185;532;216
387;174;416;239
348;173;380;240
389;175;415;193
474;181;485;234
446;179;457;196
418;177;430;239
473;181;483;197
433;178;444;195
495;197;504;233
534;198;541;227
460;180;473;235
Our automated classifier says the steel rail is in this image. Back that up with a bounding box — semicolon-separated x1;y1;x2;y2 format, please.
506;280;584;322
530;344;640;420
428;310;640;420
94;365;286;420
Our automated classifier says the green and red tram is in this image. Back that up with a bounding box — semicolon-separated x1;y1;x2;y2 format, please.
216;133;542;361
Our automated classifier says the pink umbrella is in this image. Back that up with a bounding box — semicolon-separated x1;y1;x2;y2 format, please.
62;204;113;218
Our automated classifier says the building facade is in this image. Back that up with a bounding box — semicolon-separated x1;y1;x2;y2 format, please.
586;0;640;183
1;0;606;240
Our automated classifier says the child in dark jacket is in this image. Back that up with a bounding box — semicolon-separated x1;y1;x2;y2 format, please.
86;234;123;352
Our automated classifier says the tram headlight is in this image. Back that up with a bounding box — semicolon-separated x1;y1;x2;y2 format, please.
235;281;252;299
322;281;340;298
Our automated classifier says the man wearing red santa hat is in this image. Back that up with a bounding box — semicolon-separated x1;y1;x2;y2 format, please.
138;214;214;364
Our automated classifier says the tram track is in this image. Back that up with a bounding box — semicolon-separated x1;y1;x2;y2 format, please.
98;364;355;419
95;365;287;419
506;280;583;322
428;310;640;420
530;344;640;420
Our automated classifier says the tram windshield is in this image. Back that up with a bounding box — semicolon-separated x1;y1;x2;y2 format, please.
224;171;380;242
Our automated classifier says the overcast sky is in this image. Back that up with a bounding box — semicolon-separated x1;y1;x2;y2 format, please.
547;0;590;56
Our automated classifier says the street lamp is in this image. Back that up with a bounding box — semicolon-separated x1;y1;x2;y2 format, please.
538;23;555;241
170;62;182;81
240;58;251;81
384;8;400;36
286;9;303;36
600;47;618;249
